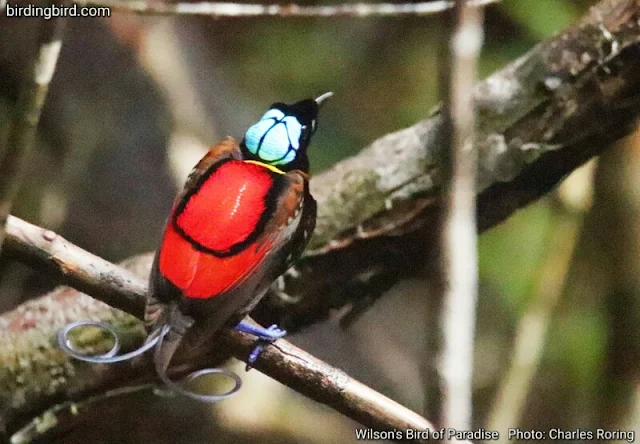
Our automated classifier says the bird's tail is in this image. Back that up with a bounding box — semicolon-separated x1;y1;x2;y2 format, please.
58;293;241;402
152;303;242;403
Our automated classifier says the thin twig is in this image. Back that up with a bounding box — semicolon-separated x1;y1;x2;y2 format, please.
2;215;454;443
0;16;67;251
487;211;581;437
80;0;499;17
438;0;483;430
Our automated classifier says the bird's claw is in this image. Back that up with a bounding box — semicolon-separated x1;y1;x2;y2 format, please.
262;324;286;339
235;322;287;371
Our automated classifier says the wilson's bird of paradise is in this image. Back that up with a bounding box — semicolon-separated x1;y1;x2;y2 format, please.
59;92;333;402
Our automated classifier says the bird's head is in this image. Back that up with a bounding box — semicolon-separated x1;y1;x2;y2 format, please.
241;92;333;173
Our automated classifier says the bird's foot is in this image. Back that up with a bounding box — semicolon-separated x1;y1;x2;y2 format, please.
235;322;286;370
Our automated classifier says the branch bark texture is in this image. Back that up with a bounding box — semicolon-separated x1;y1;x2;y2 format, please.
253;0;640;332
2;0;640;437
0;217;441;442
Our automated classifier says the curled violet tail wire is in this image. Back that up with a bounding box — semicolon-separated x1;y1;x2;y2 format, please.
57;321;162;363
57;321;242;403
153;325;243;403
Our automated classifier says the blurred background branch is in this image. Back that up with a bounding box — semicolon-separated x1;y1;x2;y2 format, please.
0;15;66;251
79;0;500;18
1;0;640;442
567;127;640;433
487;205;582;437
254;0;640;333
438;0;483;430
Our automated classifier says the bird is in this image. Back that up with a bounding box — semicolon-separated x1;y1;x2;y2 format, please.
58;92;332;402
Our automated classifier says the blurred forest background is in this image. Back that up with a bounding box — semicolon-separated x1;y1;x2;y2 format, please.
2;0;640;442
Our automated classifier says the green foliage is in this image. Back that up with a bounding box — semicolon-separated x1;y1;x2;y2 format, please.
479;199;554;318
501;0;584;39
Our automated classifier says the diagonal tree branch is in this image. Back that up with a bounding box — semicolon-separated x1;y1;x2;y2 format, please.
0;216;445;443
3;215;147;318
250;0;640;333
2;0;640;438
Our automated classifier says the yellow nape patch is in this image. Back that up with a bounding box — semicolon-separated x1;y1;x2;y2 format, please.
245;160;285;175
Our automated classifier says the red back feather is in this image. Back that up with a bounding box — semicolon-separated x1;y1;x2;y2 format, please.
176;161;273;252
158;161;278;299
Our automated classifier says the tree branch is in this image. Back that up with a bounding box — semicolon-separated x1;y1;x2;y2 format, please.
2;0;640;437
0;15;66;251
80;0;499;18
3;215;147;318
0;216;444;443
250;0;640;333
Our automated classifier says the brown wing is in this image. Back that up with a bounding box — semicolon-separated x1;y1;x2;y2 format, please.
256;170;307;251
249;169;315;284
284;178;316;269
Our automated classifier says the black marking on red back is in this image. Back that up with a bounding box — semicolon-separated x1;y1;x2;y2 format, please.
171;158;286;258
